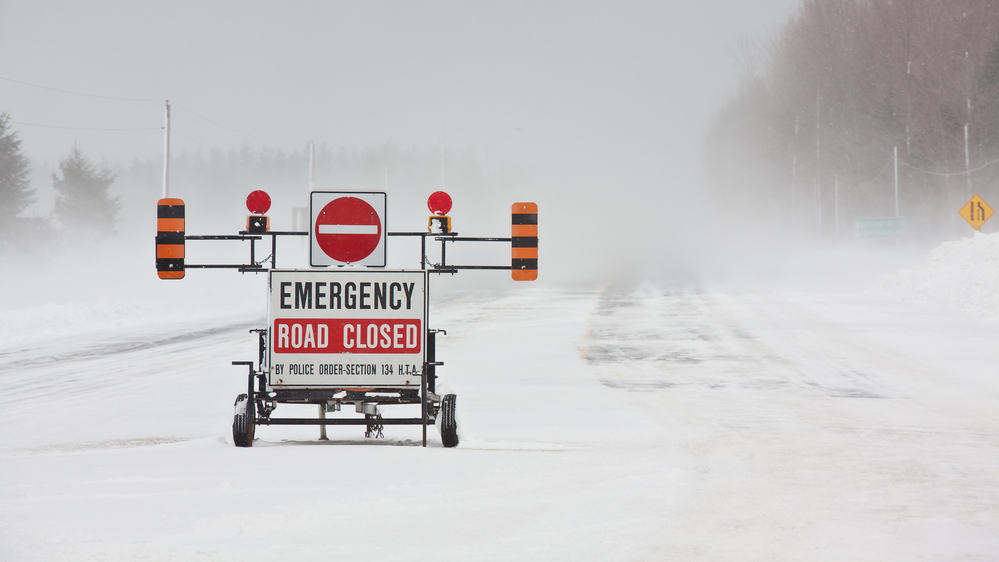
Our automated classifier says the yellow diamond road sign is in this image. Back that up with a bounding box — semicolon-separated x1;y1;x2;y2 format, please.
960;195;993;231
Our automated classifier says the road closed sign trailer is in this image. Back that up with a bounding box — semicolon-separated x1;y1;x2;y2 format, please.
269;269;426;388
157;188;537;448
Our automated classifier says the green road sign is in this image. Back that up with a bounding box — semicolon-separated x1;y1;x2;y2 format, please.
855;217;905;239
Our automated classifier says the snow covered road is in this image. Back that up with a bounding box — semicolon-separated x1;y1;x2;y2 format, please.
1;283;997;560
587;286;999;559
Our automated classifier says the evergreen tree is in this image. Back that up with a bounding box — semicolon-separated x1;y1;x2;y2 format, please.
0;113;34;219
52;146;120;236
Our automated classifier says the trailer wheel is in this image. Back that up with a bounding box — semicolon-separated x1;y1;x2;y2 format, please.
440;394;459;448
232;394;255;447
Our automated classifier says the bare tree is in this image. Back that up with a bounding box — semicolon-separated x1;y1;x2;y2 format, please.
706;0;999;238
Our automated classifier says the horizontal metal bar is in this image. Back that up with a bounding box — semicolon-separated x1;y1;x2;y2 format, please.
235;230;306;236
186;235;261;241
388;232;437;237
266;398;422;406
257;417;427;426
437;237;511;242
185;264;256;269
181;264;269;273
436;265;513;270
265;389;420;398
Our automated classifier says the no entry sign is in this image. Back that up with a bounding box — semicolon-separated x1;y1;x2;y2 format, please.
268;269;427;388
310;191;387;267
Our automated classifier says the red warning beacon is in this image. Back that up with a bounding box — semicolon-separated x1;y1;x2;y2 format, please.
428;190;453;234
246;189;271;234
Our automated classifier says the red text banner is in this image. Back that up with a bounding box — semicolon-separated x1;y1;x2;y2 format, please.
274;319;421;354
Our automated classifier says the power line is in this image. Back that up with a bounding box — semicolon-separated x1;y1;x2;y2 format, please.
12;120;160;133
0;75;246;139
10;104;246;140
904;154;999;177
182;105;246;139
0;75;159;103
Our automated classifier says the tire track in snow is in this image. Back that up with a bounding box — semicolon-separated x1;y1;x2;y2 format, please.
710;291;891;400
585;286;793;392
0;320;259;371
585;285;894;399
0;321;257;406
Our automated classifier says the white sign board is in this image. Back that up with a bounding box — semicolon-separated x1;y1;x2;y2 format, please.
310;191;387;267
268;269;426;388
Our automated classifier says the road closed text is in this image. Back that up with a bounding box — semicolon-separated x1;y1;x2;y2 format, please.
274;319;421;353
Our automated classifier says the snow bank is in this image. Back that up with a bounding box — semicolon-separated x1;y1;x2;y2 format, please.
881;232;999;317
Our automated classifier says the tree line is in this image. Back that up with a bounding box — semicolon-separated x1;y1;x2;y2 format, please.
706;0;999;239
115;141;505;233
0;112;507;258
0;113;119;255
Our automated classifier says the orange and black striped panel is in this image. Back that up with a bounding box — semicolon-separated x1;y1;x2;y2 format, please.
511;202;538;281
156;198;185;279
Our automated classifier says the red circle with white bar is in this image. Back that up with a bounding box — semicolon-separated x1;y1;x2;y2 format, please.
314;197;382;263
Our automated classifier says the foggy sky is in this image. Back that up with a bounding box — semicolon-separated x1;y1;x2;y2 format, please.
1;0;797;171
2;0;801;284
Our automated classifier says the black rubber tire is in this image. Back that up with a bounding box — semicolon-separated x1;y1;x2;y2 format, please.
232;393;255;447
440;393;459;448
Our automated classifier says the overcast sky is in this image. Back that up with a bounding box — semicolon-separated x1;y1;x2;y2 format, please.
2;0;803;281
1;0;798;167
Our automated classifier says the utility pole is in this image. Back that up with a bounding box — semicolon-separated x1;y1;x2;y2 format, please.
965;38;973;195
162;99;171;198
904;1;912;156
303;141;317;249
833;174;840;239
905;59;912;155
308;140;316;190
893;145;900;218
791;114;799;220
964;122;973;195
814;90;822;236
439;134;446;189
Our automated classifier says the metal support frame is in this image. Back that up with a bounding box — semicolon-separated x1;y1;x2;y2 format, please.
420;368;428;446
229;296;435;446
185;231;306;272
434;235;514;271
187;230;513;275
233;360;256;399
189;223;514;448
258;418;426;426
318;405;329;440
